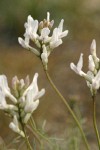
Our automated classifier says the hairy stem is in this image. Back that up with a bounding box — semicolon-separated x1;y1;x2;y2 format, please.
44;69;90;150
92;95;100;149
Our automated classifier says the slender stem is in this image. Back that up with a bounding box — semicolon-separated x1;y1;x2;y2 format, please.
17;103;33;150
31;116;37;129
92;95;100;149
44;70;90;150
29;117;53;146
27;124;41;145
23;127;33;150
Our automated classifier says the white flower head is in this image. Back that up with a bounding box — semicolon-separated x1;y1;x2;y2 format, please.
70;39;100;96
18;12;68;70
18;12;68;53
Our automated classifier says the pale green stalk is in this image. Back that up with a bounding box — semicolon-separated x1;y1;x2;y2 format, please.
23;128;33;150
29;117;53;146
17;103;33;150
27;124;41;145
92;95;100;149
44;69;90;150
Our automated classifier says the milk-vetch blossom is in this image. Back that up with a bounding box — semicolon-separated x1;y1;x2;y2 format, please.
70;39;100;96
18;12;68;70
0;73;45;136
9;115;25;137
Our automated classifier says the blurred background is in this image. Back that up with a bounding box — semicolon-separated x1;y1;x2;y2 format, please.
0;0;100;149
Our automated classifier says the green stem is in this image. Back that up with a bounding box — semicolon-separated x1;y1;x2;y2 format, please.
31;117;37;129
27;124;41;145
29;117;53;146
17;103;33;150
19;118;33;150
92;96;100;149
23;128;33;150
44;70;90;150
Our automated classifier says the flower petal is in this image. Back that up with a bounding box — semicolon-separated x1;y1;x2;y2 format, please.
77;53;83;72
88;55;95;72
90;39;96;56
0;75;17;103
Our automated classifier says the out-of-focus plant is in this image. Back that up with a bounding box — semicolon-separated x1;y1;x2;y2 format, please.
70;39;100;149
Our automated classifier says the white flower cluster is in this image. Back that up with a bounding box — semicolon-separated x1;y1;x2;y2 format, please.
0;73;45;137
70;39;100;96
18;12;68;70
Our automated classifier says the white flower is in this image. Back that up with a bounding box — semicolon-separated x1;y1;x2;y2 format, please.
0;90;17;111
18;35;29;49
70;53;85;76
9;115;25;137
39;27;51;43
58;19;68;38
21;73;45;123
0;75;17;103
50;28;63;49
18;36;40;56
24;15;38;40
19;73;45;124
50;20;68;49
70;54;91;82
